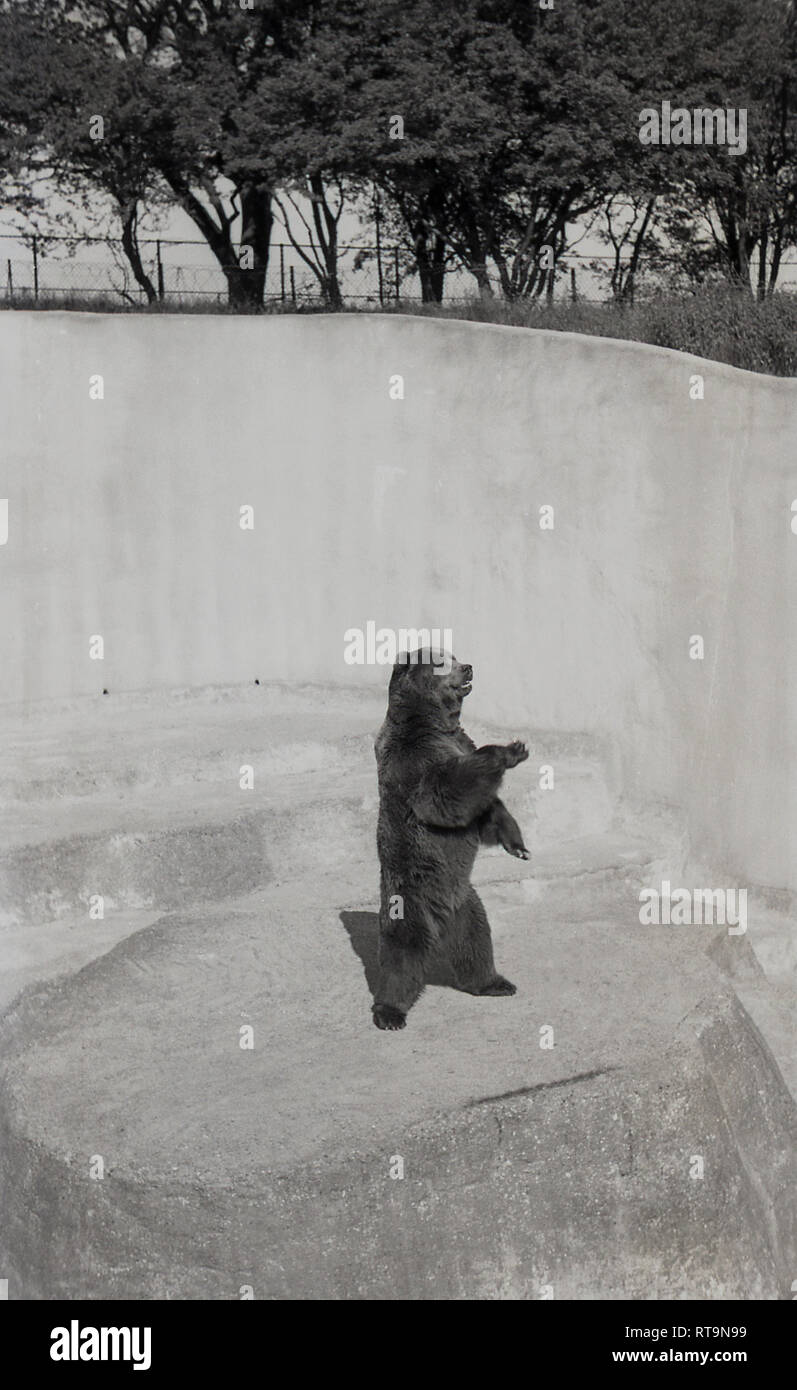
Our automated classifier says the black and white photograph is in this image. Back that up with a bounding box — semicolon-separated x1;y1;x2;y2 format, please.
0;0;795;1344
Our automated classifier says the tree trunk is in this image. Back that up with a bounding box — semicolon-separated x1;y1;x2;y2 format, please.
492;247;514;298
319;274;344;309
459;215;493;296
414;230;445;302
120;201;158;304
620;197;656;302
429;233;446;301
757;222;768;301
768;225;784;295
308;173;343;310
415;238;435;301
232;180;273;308
159;169;272;309
469;252;493;296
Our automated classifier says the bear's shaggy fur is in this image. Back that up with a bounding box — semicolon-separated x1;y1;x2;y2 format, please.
372;648;529;1031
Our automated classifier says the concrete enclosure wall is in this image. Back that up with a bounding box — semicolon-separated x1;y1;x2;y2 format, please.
1;313;795;890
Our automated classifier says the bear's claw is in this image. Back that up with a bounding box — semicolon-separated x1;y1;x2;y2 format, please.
504;741;529;767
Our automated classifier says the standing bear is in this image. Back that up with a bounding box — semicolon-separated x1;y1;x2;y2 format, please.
373;648;530;1031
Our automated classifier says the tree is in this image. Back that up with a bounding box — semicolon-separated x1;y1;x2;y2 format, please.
2;0;317;307
680;0;797;297
600;0;797;297
5;0;797;308
253;0;664;303
589;194;661;300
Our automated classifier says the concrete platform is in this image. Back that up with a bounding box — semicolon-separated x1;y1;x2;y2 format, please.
1;874;794;1299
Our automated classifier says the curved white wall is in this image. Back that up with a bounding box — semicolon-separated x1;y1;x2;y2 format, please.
1;312;795;888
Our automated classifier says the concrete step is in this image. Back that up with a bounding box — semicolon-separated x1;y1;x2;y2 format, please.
0;683;624;928
0;908;162;1016
0;683;384;803
5;685;607;798
0;870;793;1299
0;827;685;1041
0;792;676;933
0;767;376;928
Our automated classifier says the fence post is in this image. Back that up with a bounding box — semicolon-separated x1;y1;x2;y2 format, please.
32;236;39;300
375;195;384;305
546;266;554;302
280;244;285;303
6;259;12;302
570;266;576;302
394;247;400;302
290;265;296;305
156;240;165;301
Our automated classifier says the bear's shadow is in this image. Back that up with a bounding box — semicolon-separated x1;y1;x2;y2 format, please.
339;910;454;998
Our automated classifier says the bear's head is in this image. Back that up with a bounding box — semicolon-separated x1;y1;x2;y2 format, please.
386;648;472;731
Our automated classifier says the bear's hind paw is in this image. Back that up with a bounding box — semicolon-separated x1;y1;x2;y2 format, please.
478;976;517;997
372;1003;407;1031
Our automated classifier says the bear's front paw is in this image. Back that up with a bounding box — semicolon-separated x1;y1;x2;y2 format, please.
503;741;529;768
372;1003;407;1031
504;842;530;860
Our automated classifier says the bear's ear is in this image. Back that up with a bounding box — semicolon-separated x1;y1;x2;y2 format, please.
388;651;424;699
394;647;436;671
388;652;413;693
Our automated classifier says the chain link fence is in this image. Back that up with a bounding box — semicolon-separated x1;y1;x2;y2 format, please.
0;231;637;307
0;232;435;306
3;230;796;308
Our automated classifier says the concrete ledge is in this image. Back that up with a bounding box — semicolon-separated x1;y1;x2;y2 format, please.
0;685;626;926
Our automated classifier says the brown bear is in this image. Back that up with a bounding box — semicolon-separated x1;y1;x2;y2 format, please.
372;647;529;1031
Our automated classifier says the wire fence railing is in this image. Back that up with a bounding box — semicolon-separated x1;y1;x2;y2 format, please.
0;230;665;307
2;230;796;307
0;233;405;305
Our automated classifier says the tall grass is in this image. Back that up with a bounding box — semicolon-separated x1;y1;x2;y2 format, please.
4;285;797;375
390;287;797;377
